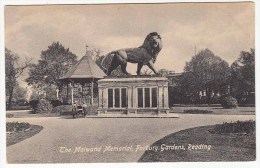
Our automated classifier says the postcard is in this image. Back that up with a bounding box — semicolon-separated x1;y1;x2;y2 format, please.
2;1;257;167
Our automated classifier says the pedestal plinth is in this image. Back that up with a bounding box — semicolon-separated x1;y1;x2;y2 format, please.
98;75;169;115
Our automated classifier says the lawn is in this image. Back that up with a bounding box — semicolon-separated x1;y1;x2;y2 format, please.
6;110;60;118
138;121;255;162
170;106;255;115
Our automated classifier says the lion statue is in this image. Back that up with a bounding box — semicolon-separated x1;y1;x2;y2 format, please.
101;32;162;75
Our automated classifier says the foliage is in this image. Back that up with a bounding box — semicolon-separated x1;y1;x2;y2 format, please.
16;98;29;106
26;42;77;88
12;86;27;102
36;99;53;113
29;99;39;112
211;120;255;134
50;99;63;107
29;91;41;101
220;96;238;109
29;85;57;101
230;49;255;104
168;86;187;105
5;48;31;109
84;105;98;115
6;122;31;132
52;105;74;115
182;49;230;104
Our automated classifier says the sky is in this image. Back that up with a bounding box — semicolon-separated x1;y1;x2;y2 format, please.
4;2;254;88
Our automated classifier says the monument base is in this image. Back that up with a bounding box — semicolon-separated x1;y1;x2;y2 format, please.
97;75;170;115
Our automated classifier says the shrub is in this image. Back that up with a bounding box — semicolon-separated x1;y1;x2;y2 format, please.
36;99;53;113
220;96;238;109
50;99;63;107
211;120;255;134
83;105;98;115
210;95;221;104
6;122;31;132
29;99;39;112
52;105;74;115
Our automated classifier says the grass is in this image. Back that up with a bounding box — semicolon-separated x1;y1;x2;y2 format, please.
138;121;255;162
6;124;43;146
170;106;255;115
6;106;31;111
6;110;60;118
183;109;213;114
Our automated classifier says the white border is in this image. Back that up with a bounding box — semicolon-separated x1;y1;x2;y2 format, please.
0;1;259;168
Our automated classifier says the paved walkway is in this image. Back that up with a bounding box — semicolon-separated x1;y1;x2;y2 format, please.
6;114;255;163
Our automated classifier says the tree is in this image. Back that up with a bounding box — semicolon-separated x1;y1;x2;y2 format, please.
29;85;57;101
13;85;27;102
5;48;31;109
26;42;78;88
230;49;255;104
182;49;231;104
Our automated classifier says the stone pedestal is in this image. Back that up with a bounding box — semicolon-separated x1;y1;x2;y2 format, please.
98;75;169;115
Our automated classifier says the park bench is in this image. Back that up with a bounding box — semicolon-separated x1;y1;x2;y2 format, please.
71;104;87;119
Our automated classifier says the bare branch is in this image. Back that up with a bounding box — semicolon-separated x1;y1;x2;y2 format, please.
15;57;32;78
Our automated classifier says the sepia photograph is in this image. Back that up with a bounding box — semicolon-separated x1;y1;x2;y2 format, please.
1;0;257;166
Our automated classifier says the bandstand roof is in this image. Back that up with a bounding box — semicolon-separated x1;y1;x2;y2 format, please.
59;53;106;82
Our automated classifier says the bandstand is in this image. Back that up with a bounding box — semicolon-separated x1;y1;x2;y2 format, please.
59;50;106;105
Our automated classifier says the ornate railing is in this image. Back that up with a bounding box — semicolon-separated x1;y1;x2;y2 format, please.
62;97;98;105
74;97;98;105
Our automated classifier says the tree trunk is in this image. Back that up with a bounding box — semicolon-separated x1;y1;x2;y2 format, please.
7;87;14;110
197;90;201;104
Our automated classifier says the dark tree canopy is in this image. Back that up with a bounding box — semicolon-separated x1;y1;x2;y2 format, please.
230;48;255;103
182;49;230;103
26;42;78;88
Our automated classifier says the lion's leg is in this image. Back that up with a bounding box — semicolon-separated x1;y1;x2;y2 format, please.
147;60;158;74
115;50;130;75
136;63;143;75
120;62;130;75
107;67;116;76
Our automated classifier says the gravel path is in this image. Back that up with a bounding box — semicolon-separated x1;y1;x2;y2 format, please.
6;114;255;163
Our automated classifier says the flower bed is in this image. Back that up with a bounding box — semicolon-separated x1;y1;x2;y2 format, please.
6;122;31;132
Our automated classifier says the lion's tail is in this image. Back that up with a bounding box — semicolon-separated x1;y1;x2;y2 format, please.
101;51;116;72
